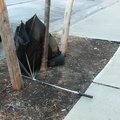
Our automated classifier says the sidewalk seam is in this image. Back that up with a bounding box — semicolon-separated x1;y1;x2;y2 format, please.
92;81;120;90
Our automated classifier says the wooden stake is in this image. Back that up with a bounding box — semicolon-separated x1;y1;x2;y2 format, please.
40;0;51;72
60;0;74;55
0;0;23;90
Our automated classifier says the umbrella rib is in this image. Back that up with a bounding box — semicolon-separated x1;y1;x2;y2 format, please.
25;53;34;79
32;54;36;78
29;15;36;36
18;60;31;77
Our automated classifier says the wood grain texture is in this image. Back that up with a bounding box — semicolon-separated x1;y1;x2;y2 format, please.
60;0;74;55
40;0;51;72
0;0;23;90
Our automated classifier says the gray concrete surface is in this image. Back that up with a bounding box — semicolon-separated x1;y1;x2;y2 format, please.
93;47;120;88
64;83;120;120
70;2;120;42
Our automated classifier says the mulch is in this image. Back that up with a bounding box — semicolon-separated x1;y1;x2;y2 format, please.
0;33;119;120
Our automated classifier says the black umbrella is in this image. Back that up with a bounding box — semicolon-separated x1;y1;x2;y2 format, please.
14;15;63;74
14;15;45;74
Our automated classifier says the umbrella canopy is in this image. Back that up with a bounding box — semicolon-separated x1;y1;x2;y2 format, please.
14;15;62;74
14;15;45;74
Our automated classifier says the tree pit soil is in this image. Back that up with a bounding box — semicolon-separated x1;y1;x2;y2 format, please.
0;33;119;120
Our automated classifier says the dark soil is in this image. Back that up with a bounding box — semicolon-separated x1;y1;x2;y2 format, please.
0;33;119;120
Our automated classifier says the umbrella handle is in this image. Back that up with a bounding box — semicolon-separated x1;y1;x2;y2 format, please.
78;92;93;98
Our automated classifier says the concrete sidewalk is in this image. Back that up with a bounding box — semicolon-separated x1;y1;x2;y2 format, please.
70;2;120;42
64;2;120;120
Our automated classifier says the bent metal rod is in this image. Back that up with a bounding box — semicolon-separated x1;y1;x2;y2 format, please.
22;75;93;99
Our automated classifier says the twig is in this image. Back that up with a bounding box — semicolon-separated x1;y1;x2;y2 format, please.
0;83;12;94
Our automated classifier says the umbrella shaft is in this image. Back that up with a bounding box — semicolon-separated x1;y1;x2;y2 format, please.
22;75;93;98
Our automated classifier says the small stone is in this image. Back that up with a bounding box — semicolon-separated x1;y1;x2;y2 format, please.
61;109;66;112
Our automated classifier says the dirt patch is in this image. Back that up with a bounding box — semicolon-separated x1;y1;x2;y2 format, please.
0;33;119;120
